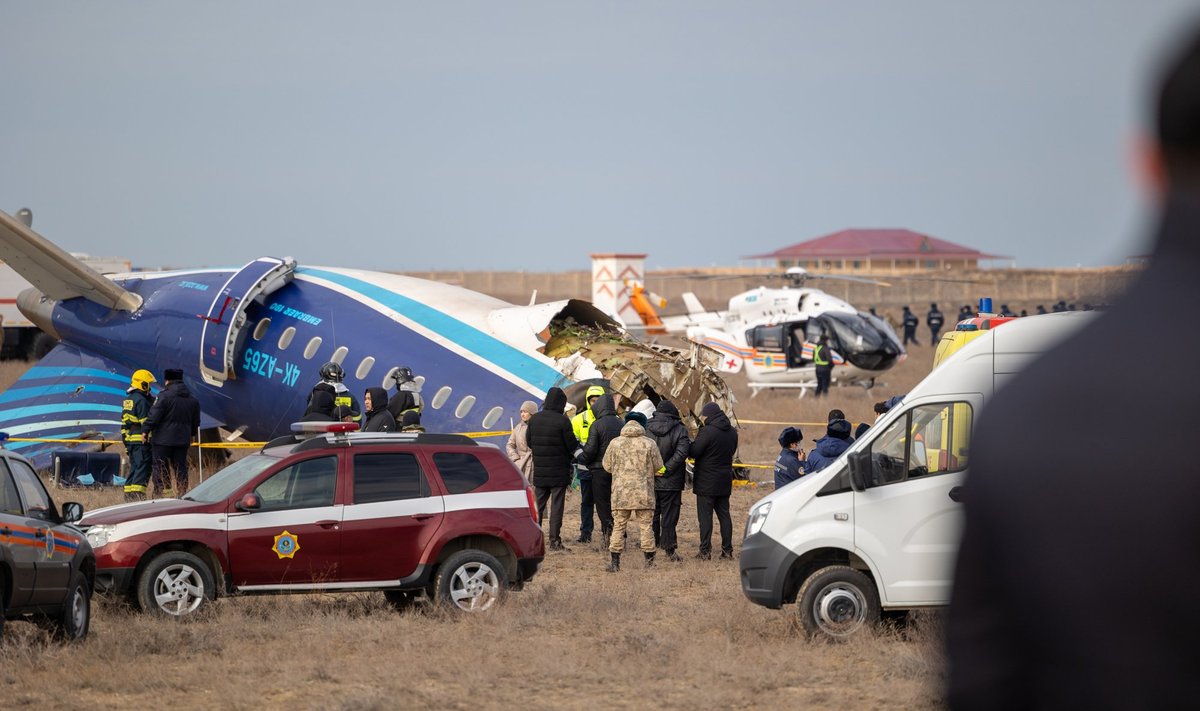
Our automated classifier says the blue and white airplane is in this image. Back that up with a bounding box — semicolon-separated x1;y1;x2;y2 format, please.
0;209;734;468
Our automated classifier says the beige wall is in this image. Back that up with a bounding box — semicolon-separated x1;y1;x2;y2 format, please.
399;266;1142;318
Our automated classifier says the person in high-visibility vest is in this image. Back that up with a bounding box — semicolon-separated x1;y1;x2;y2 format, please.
121;369;156;501
813;335;833;397
570;385;606;543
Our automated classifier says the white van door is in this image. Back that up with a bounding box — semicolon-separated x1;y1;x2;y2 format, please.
853;397;979;606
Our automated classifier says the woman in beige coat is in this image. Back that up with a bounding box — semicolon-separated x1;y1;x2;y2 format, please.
506;400;538;485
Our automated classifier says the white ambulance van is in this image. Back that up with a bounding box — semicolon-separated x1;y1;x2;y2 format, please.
738;311;1094;638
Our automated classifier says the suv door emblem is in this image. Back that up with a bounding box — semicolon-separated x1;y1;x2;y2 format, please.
272;530;300;559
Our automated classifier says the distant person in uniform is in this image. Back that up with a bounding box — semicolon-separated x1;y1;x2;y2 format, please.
927;303;946;344
948;21;1200;709
309;362;359;423
145;368;201;495
1052;299;1068;312
999;304;1014;317
1036;304;1048;315
120;369;156;501
386;366;422;423
602;415;664;572
812;335;833;397
958;304;973;322
361;387;397;432
901;305;919;346
570;385;606;543
773;426;805;489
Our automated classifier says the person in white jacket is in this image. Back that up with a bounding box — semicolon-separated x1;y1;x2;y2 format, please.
505;400;538;485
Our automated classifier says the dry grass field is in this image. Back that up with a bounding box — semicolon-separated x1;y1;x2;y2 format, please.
0;346;947;710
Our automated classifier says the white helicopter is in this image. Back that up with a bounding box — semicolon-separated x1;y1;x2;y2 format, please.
668;268;907;396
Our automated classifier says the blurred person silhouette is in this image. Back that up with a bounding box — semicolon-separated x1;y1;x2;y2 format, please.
901;305;920;345
948;19;1200;709
927;303;945;344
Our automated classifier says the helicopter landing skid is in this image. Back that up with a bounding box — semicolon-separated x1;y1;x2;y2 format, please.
747;378;876;399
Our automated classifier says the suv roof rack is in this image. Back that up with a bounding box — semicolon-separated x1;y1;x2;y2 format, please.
290;431;479;453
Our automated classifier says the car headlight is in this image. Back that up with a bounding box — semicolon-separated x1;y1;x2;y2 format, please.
745;501;772;537
85;525;115;549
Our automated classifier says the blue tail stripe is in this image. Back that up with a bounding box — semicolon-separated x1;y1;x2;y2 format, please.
0;403;123;420
22;366;129;385
0;383;128;404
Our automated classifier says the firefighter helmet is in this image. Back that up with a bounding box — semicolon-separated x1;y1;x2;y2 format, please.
319;362;345;382
392;366;414;385
131;369;156;391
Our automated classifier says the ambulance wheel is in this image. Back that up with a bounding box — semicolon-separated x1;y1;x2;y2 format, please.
434;550;506;612
50;571;91;641
797;565;880;639
136;551;214;617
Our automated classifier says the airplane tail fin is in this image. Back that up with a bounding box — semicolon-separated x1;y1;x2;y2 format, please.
681;292;707;316
0;209;142;311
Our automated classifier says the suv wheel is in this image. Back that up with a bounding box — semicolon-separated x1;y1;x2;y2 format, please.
434;550;507;612
137;551;215;617
797;565;880;639
50;571;91;640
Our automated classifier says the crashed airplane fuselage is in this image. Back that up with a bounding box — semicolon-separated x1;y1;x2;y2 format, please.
0;209;734;465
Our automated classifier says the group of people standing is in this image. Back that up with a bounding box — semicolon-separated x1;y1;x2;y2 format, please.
121;368;201;501
300;362;424;433
509;386;739;569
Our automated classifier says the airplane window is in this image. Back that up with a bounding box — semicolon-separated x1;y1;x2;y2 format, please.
414;375;426;388
278;326;296;350
455;396;477;419
253;318;271;341
356;356;375;380
303;336;323;360
430;386;452;410
482;406;503;429
331;346;348;366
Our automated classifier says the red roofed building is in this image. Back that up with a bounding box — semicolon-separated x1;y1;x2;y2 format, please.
746;229;1011;272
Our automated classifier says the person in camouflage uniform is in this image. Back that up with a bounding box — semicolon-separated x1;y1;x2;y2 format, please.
601;417;664;571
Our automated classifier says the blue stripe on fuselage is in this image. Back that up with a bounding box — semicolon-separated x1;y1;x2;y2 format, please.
301;269;563;393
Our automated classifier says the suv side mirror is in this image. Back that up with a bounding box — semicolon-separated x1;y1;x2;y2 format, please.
847;450;871;492
61;501;84;523
236;492;262;512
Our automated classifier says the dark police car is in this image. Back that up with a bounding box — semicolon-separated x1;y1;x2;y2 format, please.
1;447;94;640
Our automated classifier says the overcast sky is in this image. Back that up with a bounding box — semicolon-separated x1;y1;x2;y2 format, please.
2;2;1197;272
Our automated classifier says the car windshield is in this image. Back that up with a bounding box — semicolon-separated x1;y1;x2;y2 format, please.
182;454;279;503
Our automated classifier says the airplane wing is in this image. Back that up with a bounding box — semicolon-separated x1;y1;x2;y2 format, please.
0;208;142;311
0;344;222;469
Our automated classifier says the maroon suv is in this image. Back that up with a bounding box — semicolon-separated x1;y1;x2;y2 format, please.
79;428;544;616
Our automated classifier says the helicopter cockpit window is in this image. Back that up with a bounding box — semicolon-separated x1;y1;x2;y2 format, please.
748;324;784;351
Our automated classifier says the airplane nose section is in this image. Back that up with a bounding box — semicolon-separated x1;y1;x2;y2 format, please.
17;287;61;339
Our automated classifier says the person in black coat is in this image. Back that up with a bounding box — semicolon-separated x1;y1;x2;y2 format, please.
361;387;396;432
301;389;336;422
947;24;1200;710
525;387;579;550
645;400;691;562
927;303;945;345
901;306;919;346
579;392;623;543
689;402;738;559
145;368;201;495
